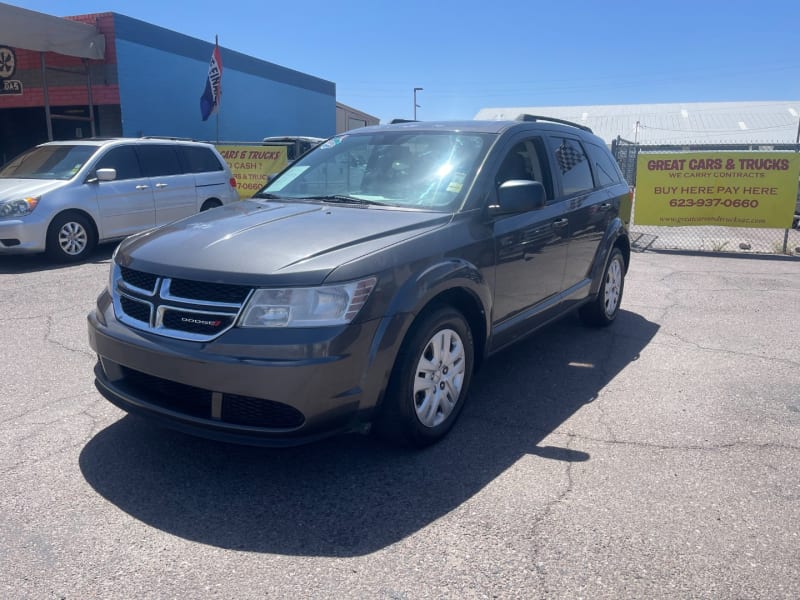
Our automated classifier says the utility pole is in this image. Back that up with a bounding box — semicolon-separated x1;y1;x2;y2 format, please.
413;87;423;120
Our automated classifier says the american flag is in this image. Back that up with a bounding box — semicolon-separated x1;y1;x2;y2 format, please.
200;41;222;121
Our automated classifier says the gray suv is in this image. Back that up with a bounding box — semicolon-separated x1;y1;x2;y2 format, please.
88;116;631;447
261;136;325;162
0;138;239;261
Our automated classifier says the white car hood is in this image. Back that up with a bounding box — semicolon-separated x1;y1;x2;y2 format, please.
0;178;68;201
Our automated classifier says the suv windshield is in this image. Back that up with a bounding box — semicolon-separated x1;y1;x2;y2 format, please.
260;131;492;210
0;144;100;180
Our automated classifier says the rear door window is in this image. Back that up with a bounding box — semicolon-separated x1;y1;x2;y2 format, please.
180;146;224;173
137;145;183;177
548;137;593;196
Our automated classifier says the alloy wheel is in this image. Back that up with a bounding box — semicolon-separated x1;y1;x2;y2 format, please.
58;221;88;256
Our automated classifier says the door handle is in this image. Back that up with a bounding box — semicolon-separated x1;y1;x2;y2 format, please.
155;183;168;188
552;218;569;228
598;203;612;211
135;185;149;190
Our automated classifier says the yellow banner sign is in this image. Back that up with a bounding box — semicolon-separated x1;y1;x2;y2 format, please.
216;145;288;198
634;152;800;228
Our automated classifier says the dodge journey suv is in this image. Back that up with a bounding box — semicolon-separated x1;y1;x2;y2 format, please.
88;116;631;447
0;138;238;261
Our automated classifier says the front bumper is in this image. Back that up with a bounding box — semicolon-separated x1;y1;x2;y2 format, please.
88;290;409;446
0;216;48;254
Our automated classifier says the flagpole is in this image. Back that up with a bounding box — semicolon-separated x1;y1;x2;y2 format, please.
215;35;220;144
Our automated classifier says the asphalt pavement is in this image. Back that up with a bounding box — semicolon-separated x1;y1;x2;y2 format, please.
1;245;798;599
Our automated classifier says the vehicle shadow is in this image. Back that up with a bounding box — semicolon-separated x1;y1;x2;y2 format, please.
0;242;116;274
79;309;659;557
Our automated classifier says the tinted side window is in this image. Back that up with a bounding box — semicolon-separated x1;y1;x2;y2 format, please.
180;146;224;173
299;140;318;155
549;137;593;196
137;145;183;177
496;137;553;200
95;146;142;180
585;142;623;187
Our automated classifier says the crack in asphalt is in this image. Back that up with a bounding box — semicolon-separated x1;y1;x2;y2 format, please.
545;432;800;453
651;331;800;368
591;329;630;444
0;433;94;478
0;402;106;478
0;392;98;428
0;307;87;323
44;314;95;360
526;432;578;599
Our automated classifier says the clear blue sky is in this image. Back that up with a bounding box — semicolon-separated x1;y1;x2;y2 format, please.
17;0;800;124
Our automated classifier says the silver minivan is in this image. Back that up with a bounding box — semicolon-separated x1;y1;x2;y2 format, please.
0;138;239;261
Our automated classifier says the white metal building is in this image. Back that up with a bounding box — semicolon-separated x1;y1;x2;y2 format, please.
475;101;800;146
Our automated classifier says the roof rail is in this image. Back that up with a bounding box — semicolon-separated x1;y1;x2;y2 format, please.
140;135;196;141
515;114;593;133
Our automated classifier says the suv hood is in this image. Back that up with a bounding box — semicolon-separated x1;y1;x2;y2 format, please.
117;200;450;285
0;178;68;201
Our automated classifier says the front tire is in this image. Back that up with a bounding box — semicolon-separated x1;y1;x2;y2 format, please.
375;306;474;447
579;247;625;326
46;212;96;263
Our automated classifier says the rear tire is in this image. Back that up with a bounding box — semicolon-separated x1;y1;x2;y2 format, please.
375;306;474;447
45;212;96;263
579;247;625;327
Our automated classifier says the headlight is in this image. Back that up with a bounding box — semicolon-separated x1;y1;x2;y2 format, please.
239;277;377;328
0;197;40;218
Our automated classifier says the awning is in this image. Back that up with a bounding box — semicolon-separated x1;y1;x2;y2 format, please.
0;2;105;59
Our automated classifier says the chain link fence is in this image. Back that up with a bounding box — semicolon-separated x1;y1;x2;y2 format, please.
612;138;800;255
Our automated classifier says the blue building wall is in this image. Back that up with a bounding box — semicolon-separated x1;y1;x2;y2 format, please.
112;14;336;141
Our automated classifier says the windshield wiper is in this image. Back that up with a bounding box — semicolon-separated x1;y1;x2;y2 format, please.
251;192;284;199
305;194;383;206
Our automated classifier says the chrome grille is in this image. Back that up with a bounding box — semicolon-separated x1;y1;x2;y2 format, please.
112;263;252;341
120;295;151;324
120;266;158;293
168;278;251;304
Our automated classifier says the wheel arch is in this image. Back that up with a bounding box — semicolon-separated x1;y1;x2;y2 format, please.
415;287;488;371
384;257;492;369
48;208;99;241
201;197;222;211
614;231;631;273
364;271;491;421
587;218;630;296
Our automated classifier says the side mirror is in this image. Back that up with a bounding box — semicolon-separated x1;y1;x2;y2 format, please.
488;180;546;217
95;168;117;182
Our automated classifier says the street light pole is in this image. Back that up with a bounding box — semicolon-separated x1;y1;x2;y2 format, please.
413;87;423;120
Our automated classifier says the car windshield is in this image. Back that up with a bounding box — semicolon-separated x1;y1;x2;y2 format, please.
259;131;492;210
0;144;100;180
